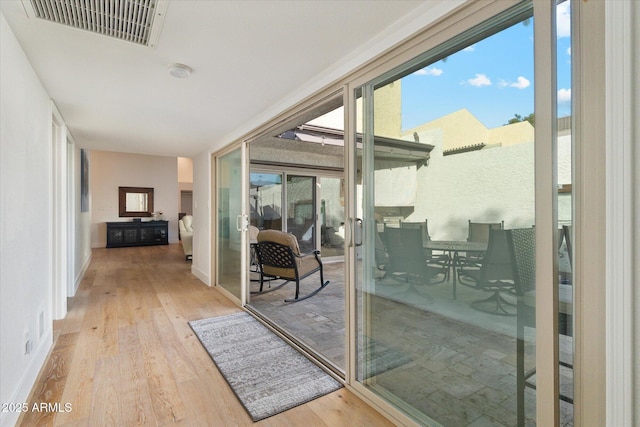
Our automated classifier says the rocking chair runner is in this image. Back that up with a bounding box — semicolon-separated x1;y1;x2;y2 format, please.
254;229;329;302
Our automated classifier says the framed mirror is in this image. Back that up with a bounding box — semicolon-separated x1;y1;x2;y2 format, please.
119;186;154;217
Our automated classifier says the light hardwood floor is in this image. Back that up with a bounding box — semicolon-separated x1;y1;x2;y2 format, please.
18;244;393;427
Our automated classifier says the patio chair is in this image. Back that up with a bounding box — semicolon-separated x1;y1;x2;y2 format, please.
383;227;446;286
374;221;390;278
254;229;329;302
248;225;260;275
507;227;574;426
457;220;504;275
458;228;516;315
400;219;449;281
467;220;504;243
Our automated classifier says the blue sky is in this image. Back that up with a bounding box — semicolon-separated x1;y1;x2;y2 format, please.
401;2;572;130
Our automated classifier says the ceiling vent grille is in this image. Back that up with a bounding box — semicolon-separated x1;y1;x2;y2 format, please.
26;0;167;47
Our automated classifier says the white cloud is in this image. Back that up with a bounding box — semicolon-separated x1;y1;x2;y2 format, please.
557;1;571;38
510;76;530;89
558;88;571;103
414;67;443;76
463;45;475;52
567;47;571;56
467;73;491;87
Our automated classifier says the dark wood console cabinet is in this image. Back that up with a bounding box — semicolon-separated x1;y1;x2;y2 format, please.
106;221;168;248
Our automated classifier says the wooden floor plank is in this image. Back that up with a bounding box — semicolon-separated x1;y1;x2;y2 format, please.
136;319;187;424
87;356;121;427
17;243;393;426
116;325;158;426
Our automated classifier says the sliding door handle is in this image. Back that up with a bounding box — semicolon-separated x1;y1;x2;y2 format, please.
354;218;363;247
236;214;249;232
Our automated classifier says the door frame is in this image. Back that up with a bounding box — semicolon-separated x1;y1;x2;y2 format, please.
249;165;345;257
210;141;249;304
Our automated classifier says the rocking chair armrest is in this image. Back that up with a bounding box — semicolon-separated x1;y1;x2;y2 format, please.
294;250;323;264
294;249;321;257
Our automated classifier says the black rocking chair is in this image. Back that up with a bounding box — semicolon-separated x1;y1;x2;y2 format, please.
254;229;329;302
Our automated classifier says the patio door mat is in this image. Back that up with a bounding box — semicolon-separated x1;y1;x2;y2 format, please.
189;312;342;421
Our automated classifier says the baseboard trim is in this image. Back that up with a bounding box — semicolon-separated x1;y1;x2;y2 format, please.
0;329;53;427
72;252;92;296
191;264;210;286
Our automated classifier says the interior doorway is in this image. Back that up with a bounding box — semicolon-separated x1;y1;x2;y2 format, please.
180;190;193;215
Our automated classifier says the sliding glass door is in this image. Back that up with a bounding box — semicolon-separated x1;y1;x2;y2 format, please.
216;146;247;300
350;2;573;425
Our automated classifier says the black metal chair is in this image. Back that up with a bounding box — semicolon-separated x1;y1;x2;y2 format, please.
458;228;516;315
383;227;446;287
254;229;329;302
457;220;504;269
400;219;450;281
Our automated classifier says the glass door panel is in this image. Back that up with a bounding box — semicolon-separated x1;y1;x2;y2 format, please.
246;95;347;374
286;175;316;254
217;148;243;299
355;10;539;425
320;177;345;258
556;0;574;424
250;172;283;230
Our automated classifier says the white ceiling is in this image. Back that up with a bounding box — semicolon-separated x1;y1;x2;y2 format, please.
1;1;451;158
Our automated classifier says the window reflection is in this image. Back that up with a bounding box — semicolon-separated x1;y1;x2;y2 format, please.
356;12;543;426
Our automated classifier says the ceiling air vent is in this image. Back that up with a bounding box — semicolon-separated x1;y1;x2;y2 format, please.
23;0;168;48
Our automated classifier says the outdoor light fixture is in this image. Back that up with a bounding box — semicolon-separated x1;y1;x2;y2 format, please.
168;63;192;78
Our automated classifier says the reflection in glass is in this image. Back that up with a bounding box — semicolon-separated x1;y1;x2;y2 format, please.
286;175;316;253
320;177;345;258
356;12;538;425
250;172;283;231
125;193;148;212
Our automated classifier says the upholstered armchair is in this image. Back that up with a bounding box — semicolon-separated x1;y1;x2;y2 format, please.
179;215;193;260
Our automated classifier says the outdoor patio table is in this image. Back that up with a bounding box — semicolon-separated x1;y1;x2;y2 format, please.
423;240;488;299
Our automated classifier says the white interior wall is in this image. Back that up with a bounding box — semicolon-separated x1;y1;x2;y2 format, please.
178;157;193;183
90;151;179;247
190;150;210;284
73;146;92;294
0;13;55;427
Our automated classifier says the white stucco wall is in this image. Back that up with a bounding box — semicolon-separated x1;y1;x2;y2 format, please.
403;130;573;240
409;142;536;241
90;151;179;247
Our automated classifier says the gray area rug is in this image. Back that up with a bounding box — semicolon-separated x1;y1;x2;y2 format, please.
189;312;342;421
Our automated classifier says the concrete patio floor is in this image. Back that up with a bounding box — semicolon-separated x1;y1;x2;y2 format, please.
247;262;574;426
